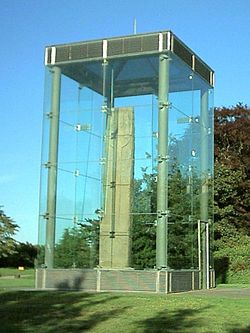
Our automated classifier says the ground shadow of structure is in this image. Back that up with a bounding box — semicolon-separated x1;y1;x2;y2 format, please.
0;290;125;333
134;307;210;333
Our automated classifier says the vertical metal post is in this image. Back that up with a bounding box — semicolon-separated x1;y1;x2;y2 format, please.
45;66;61;268
156;54;170;269
101;60;110;211
197;219;201;289
100;61;116;267
200;89;209;289
206;222;210;289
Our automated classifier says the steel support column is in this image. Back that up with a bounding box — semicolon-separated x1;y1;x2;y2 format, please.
156;54;170;269
200;89;209;289
45;66;61;268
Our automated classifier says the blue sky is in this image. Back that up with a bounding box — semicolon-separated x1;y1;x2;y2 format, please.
1;0;250;244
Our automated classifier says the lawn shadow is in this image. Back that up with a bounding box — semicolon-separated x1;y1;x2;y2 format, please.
135;306;210;333
0;290;128;333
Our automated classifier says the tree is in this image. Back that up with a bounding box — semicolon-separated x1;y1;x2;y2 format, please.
168;166;199;269
54;219;99;268
132;172;156;269
0;208;19;258
214;104;250;280
131;165;199;270
214;103;250;168
54;227;90;268
132;104;250;277
0;242;37;267
214;103;250;233
214;104;250;239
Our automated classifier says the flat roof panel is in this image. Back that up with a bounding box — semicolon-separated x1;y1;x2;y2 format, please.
46;31;214;94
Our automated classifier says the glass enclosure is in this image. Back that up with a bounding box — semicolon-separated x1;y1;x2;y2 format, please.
38;31;214;285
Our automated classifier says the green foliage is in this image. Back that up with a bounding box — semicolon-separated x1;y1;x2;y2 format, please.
0;242;37;268
132;172;156;269
36;244;45;267
131;166;199;270
0;209;19;258
227;270;250;284
214;234;250;282
214;163;248;237
168;166;198;269
54;220;99;268
132;103;250;277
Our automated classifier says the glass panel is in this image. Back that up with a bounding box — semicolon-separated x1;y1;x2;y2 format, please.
39;47;213;271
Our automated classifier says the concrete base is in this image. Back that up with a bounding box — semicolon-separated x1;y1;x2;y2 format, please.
36;268;216;293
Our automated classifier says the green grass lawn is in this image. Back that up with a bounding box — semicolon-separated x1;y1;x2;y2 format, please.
217;283;250;289
0;269;249;332
0;268;35;289
0;289;249;333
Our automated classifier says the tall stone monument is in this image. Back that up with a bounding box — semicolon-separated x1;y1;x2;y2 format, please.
99;107;134;268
